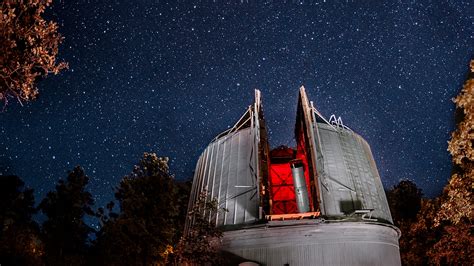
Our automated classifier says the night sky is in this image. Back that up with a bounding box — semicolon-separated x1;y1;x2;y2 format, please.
1;1;472;211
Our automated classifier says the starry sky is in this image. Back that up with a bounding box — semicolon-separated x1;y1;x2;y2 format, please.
1;0;472;209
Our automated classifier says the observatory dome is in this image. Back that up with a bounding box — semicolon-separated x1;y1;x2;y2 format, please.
185;87;401;266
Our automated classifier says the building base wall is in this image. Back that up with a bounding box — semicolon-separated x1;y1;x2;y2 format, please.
222;221;401;266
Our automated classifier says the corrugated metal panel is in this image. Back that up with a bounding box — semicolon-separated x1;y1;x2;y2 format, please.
186;91;263;230
222;221;401;266
190;126;259;227
315;123;393;223
357;135;392;223
298;87;392;224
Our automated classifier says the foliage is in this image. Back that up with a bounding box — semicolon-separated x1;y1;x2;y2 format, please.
398;198;441;265
173;180;192;244
386;180;423;226
176;191;224;265
395;60;474;265
441;60;474;227
386;181;436;265
0;0;67;108
426;59;474;264
386;180;426;265
94;153;179;266
427;223;474;265
39;166;94;266
0;175;36;230
448;60;474;167
0;175;43;265
435;171;473;226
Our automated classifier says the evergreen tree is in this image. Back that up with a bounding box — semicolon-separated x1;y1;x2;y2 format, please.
95;153;179;265
39;166;94;266
0;175;43;265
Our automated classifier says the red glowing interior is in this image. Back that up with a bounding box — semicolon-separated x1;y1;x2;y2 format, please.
268;145;312;215
269;159;297;214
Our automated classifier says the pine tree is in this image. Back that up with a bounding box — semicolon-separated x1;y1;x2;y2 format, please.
39;166;94;266
95;153;179;265
0;175;43;265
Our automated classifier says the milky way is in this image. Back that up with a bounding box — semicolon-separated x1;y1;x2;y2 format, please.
1;1;472;210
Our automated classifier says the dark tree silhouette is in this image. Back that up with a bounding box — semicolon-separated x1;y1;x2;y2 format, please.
0;0;67;108
386;180;423;226
94;153;179;265
0;175;43;265
39;166;94;266
173;179;192;243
